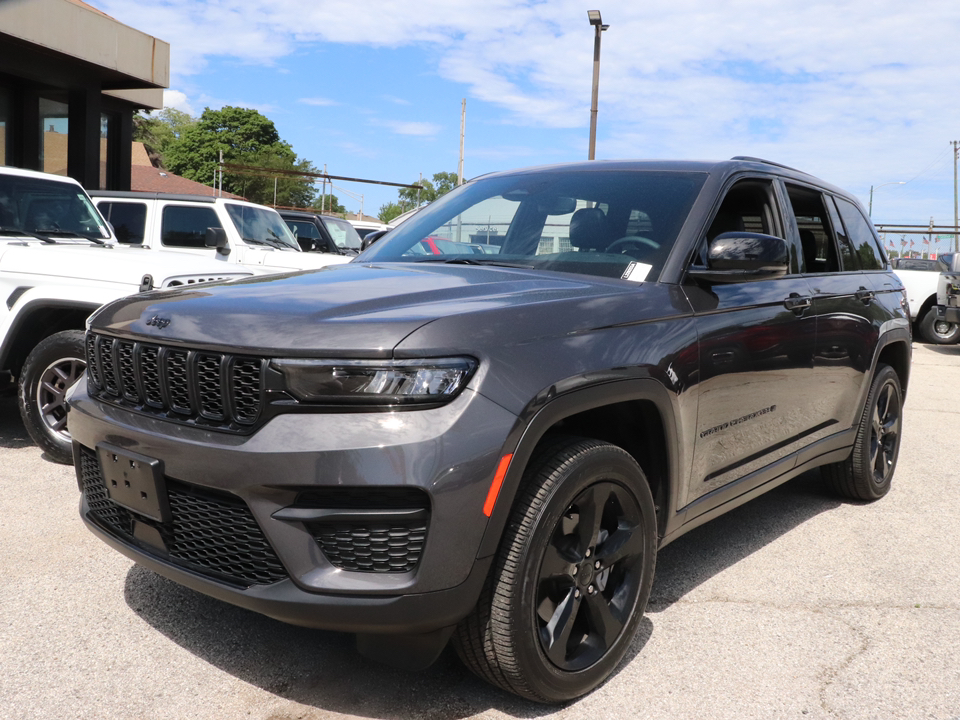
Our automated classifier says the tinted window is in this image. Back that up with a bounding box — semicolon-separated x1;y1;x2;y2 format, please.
835;198;885;270
161;206;221;248
785;185;840;274
0;173;110;240
824;196;858;270
99;201;146;244
362;170;707;281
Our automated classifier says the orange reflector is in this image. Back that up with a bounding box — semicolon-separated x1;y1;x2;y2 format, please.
483;454;513;517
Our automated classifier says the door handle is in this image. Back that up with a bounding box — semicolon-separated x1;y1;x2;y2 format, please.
855;287;875;304
784;293;812;314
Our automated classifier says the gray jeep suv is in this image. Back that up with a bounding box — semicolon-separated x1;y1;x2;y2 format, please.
69;158;911;702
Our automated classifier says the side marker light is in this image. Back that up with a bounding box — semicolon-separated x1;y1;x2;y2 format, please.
482;454;513;517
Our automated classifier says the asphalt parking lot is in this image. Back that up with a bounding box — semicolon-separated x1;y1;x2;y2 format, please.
1;342;959;720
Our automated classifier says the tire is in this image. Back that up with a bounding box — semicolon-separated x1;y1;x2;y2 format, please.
454;437;657;702
822;364;902;501
918;309;960;344
18;330;86;464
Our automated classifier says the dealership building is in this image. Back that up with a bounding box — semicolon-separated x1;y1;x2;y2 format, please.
0;0;168;191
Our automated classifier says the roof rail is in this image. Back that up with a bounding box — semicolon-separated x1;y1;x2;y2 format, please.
730;156;808;174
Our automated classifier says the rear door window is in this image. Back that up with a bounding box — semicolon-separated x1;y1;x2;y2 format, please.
161;205;221;248
834;197;886;270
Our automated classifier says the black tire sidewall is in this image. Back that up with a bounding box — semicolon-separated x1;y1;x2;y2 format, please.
919;309;960;344
18;330;86;464
505;444;657;701
850;365;902;499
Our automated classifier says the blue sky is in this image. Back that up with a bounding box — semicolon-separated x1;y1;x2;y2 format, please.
98;0;960;244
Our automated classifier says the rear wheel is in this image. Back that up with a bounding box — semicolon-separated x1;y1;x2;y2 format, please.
822;364;902;500
18;330;86;464
919;309;960;344
454;437;657;702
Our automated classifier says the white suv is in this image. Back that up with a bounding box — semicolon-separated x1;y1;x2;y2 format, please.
91;192;352;271
0;166;264;463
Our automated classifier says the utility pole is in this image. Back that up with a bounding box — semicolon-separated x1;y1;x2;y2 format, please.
953;140;959;252
458;99;466;186
587;11;609;160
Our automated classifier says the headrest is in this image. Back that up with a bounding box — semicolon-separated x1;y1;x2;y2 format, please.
569;207;606;250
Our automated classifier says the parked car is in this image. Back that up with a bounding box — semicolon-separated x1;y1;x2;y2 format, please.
346;217;389;239
891;253;959;343
91;192;351;271
278;210;362;255
70;158;910;702
0;166;262;463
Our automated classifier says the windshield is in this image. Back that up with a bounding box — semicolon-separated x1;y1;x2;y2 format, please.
0;174;110;240
224;204;300;251
359;169;706;281
322;216;362;250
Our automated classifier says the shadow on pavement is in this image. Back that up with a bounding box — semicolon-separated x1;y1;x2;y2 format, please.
122;468;838;718
648;468;841;610
0;393;34;450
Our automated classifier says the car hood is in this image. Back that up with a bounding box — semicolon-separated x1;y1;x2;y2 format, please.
0;243;254;287
90;262;675;357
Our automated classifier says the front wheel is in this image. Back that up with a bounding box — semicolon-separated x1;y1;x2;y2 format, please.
454;437;657;702
822;364;902;501
18;330;86;464
919;309;960;344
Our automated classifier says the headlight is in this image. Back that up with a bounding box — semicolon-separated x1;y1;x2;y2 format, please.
271;357;477;405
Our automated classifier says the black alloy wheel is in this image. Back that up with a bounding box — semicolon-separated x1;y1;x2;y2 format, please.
454;437;657;702
823;363;902;500
535;481;646;671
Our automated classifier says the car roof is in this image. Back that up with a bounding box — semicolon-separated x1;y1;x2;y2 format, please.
0;165;85;187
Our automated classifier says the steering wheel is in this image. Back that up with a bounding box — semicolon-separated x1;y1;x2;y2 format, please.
605;235;659;256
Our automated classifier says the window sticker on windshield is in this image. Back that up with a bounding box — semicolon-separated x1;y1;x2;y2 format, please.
621;261;652;282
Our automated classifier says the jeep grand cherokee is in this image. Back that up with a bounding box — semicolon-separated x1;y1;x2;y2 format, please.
68;158;911;702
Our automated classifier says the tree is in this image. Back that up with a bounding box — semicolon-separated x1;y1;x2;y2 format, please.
378;202;405;223
163;106;314;206
311;193;346;215
395;171;459;211
133;107;196;167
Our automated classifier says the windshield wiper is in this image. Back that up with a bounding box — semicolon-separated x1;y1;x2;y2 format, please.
0;226;56;243
242;236;287;250
414;256;535;269
37;230;107;245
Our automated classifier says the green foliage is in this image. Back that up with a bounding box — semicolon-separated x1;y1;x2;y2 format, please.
163;105;314;206
311;193;346;215
395;171;460;210
133;108;196;164
378;202;405;223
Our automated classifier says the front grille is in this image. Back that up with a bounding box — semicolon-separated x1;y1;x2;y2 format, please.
80;448;287;587
85;332;265;431
298;487;431;573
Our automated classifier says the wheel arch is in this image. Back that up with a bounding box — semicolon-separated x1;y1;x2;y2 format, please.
0;300;97;377
873;330;911;401
477;378;681;558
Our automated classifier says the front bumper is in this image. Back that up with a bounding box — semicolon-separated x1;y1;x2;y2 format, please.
69;378;517;634
937;304;960;324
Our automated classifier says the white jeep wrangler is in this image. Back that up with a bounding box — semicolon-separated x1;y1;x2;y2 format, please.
90;191;352;271
0;166;266;463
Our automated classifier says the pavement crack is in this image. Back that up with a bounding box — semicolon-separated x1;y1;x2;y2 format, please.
817;614;870;719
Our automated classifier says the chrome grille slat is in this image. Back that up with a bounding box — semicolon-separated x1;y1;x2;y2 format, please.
85;332;264;432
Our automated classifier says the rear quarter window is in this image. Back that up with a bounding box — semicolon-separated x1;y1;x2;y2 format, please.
835;198;885;270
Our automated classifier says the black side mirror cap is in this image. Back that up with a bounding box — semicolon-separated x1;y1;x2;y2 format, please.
687;231;789;283
205;227;230;256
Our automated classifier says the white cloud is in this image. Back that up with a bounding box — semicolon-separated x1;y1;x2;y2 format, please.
161;89;194;115
298;97;339;107
372;120;442;137
100;0;960;222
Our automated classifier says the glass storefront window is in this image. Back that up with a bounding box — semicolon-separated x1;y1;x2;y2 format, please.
0;88;10;166
99;113;110;189
39;97;69;176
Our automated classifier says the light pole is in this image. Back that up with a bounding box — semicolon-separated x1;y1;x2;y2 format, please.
587;10;609;161
868;181;905;217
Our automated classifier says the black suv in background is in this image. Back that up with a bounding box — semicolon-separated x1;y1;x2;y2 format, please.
278;209;363;255
69;158;910;702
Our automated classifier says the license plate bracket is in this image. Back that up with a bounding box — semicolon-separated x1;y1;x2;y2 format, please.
96;443;170;523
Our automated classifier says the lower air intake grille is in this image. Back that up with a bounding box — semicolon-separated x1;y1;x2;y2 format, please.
79;447;287;587
311;521;427;573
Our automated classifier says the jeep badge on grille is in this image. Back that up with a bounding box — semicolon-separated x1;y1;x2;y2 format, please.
145;315;171;329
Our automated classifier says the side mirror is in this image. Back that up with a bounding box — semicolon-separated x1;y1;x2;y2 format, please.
950;253;960;273
687;232;788;283
360;229;388;252
205;227;230;256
